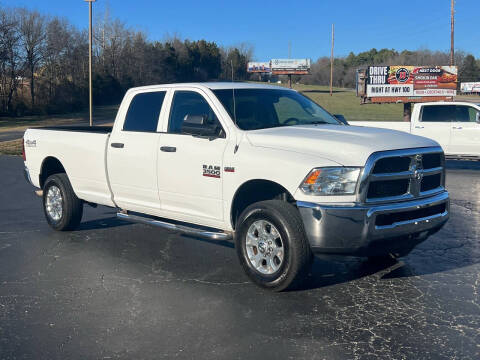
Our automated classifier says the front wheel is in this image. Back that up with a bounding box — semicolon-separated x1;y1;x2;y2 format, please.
43;173;83;231
235;200;312;291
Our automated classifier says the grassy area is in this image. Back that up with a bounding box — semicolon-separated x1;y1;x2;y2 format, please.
286;84;405;122
0;139;22;155
0;105;118;133
1;84;477;156
274;83;480;122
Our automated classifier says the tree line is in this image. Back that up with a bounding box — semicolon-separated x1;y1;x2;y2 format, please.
2;5;480;117
0;6;252;116
301;48;480;88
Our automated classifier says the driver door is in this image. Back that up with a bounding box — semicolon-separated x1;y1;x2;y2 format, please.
157;89;228;226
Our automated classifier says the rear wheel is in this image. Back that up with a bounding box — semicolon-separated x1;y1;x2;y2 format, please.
43;173;83;231
235;200;312;291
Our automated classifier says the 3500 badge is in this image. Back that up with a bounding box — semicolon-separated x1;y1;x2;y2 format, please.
203;165;221;178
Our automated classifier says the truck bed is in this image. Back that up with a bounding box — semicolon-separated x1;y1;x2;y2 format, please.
23;126;114;207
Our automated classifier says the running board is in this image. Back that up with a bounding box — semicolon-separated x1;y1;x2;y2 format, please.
116;212;233;241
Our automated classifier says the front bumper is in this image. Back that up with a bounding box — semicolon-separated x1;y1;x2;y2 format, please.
297;191;449;257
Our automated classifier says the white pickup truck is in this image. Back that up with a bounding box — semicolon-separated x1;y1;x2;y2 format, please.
351;102;480;159
23;83;450;291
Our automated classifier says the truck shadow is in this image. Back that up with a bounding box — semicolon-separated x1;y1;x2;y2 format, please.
77;216;133;231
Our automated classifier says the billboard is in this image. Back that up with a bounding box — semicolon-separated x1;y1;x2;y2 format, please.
247;61;271;73
461;82;480;93
270;58;311;75
365;65;458;102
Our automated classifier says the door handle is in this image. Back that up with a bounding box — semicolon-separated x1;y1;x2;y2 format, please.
111;142;124;148
452;126;463;130
414;126;424;129
160;146;176;152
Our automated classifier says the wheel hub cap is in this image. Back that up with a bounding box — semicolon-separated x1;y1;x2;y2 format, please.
46;185;63;221
245;220;284;275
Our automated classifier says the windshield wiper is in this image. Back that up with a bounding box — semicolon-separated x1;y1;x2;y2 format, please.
304;121;329;125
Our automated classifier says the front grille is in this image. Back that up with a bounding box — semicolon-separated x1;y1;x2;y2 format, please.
422;153;442;169
375;203;447;227
421;174;441;192
367;179;409;199
362;148;445;203
372;157;411;174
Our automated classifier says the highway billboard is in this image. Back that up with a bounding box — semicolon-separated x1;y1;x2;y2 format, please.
460;82;480;93
247;62;271;73
362;65;458;103
270;58;311;75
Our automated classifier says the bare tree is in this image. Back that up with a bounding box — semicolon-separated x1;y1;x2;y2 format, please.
44;17;70;102
0;8;21;114
18;8;45;106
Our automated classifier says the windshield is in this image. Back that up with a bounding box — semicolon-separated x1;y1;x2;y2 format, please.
212;88;341;130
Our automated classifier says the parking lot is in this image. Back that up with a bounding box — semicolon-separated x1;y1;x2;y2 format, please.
0;155;479;359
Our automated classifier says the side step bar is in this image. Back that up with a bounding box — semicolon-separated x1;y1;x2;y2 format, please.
117;212;233;241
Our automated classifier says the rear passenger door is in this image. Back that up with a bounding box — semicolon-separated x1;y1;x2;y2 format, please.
412;105;453;153
156;89;228;226
107;90;167;211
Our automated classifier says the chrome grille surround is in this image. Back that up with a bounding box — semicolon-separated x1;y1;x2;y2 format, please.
357;147;446;204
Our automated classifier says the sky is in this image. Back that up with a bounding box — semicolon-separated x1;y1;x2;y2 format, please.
2;0;479;61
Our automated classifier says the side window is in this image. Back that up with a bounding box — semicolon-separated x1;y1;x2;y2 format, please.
421;105;455;122
455;105;471;122
168;91;224;136
123;91;166;132
466;107;479;122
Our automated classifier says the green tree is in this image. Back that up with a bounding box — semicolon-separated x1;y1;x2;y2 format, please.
459;54;480;83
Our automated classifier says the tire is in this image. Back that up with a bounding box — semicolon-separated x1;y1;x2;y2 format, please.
43;173;83;231
235;200;312;291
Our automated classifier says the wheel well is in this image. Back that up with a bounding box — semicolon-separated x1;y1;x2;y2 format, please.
40;157;66;188
230;179;295;229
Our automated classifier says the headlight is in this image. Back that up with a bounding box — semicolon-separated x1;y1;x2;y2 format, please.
300;167;361;195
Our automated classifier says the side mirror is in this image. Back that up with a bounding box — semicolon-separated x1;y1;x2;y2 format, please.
181;114;223;138
333;114;348;125
183;114;207;126
476;112;480;124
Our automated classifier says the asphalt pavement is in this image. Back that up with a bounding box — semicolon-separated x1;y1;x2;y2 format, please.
0;155;479;359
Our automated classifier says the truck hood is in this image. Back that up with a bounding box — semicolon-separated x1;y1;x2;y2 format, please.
245;124;439;166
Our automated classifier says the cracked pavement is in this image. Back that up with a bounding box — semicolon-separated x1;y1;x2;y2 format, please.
0;155;479;359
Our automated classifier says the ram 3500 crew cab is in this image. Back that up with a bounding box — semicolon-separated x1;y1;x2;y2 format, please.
352;101;480;159
23;83;450;291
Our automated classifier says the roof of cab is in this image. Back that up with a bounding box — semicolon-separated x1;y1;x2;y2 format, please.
127;82;291;93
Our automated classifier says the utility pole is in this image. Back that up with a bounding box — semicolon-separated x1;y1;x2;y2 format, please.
85;0;96;126
288;41;291;59
330;24;334;96
450;0;455;66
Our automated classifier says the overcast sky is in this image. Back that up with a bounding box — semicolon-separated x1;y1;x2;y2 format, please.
3;0;479;60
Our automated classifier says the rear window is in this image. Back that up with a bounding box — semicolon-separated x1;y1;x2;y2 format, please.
123;91;166;132
421;105;455;122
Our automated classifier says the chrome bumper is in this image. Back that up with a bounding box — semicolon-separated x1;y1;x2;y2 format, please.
297;191;449;256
